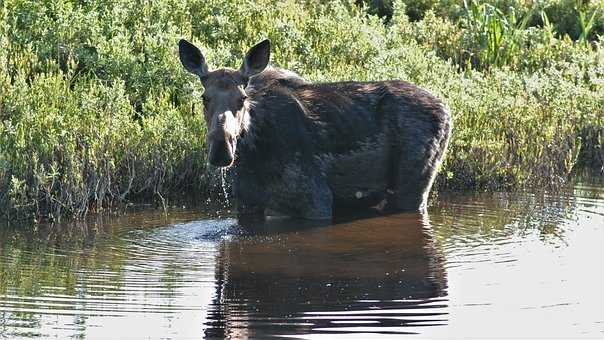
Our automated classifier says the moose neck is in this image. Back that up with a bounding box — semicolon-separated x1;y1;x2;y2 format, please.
235;67;307;167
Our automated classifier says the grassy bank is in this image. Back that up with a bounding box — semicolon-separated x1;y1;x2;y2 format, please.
1;0;602;221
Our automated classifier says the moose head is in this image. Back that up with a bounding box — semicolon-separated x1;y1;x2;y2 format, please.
178;39;270;167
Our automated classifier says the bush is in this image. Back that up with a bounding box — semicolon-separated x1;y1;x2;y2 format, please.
0;0;602;221
360;0;604;41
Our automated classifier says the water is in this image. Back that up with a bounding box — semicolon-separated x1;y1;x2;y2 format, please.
1;182;603;339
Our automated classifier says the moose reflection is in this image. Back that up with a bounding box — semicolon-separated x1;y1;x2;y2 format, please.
205;212;448;338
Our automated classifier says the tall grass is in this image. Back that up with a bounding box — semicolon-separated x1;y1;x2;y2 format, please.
361;0;604;41
462;0;532;69
0;0;602;222
577;3;600;43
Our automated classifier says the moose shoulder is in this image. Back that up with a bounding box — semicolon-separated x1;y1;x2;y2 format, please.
178;39;452;220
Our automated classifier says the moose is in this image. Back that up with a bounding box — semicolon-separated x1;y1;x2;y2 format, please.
178;39;452;220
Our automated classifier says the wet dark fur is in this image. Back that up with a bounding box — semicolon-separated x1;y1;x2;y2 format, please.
233;68;452;219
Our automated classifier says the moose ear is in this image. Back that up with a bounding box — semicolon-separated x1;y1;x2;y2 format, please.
178;39;209;77
240;39;270;78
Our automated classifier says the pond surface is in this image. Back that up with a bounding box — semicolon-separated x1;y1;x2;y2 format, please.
1;182;603;339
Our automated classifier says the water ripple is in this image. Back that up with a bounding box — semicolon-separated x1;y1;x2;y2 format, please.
1;181;603;338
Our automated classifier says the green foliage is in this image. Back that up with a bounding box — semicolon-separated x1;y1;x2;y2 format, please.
460;0;532;69
542;0;604;41
0;0;602;221
362;0;604;40
577;2;600;43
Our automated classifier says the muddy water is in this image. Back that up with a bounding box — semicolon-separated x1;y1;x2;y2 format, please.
0;182;603;339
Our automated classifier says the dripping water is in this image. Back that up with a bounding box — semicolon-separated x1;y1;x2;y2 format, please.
219;167;230;207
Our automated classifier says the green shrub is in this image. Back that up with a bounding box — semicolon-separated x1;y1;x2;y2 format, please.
541;0;603;41
0;0;602;222
361;0;603;39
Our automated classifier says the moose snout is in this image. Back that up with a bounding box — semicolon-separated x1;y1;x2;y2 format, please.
208;135;235;167
207;112;238;167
